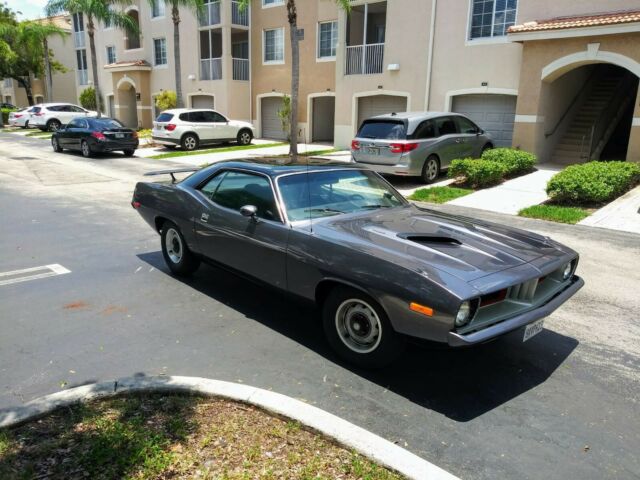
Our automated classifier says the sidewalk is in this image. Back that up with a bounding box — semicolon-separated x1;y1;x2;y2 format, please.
579;184;640;234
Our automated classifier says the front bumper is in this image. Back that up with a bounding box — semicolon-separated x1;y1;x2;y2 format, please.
447;276;584;346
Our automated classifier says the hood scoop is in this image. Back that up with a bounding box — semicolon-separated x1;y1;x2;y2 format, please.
398;233;462;246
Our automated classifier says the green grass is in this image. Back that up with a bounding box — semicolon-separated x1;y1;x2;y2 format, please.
408;185;474;204
26;131;52;138
518;204;591;224
299;148;342;156
151;142;287;160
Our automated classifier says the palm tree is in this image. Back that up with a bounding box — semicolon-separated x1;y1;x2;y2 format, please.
239;0;350;159
25;21;68;102
45;0;139;117
148;0;204;108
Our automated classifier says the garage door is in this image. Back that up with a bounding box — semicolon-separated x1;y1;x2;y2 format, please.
191;95;214;109
261;97;287;140
357;95;407;130
452;94;516;147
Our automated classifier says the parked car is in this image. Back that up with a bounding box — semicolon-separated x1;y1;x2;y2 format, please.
132;161;584;368
8;107;32;128
30;103;97;132
351;112;494;184
152;108;255;151
51;117;138;157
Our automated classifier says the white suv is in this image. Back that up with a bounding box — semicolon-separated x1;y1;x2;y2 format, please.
152;108;255;151
30;103;97;132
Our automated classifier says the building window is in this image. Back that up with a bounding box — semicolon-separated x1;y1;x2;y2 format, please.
154;38;167;65
469;0;517;39
263;28;284;63
151;0;165;18
262;0;283;7
125;10;141;49
106;45;116;64
76;49;88;85
72;12;84;32
318;21;338;59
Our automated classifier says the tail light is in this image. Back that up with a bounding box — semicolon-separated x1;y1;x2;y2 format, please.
14;114;22;118
165;124;176;131
131;201;141;209
351;139;360;150
390;143;418;154
91;131;106;141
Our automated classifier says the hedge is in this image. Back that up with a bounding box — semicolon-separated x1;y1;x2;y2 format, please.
481;148;537;176
1;107;16;125
448;158;506;188
546;161;640;205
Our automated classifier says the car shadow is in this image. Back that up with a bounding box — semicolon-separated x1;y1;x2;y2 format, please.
138;251;578;423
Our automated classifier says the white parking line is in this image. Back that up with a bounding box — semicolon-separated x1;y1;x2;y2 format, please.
0;264;71;286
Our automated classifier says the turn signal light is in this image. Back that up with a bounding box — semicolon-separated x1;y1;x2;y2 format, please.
409;302;434;317
165;124;177;131
351;139;360;150
91;131;106;141
390;143;418;154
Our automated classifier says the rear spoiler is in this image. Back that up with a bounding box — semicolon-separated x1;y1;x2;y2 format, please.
143;167;200;183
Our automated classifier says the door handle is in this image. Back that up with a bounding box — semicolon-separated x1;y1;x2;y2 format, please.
455;139;462;143
201;213;209;223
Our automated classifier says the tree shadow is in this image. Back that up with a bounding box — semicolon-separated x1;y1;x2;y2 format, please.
137;251;578;423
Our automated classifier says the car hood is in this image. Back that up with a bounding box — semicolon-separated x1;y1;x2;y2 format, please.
314;205;568;283
229;120;254;130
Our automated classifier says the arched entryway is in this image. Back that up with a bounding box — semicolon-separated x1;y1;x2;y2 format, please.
116;78;138;128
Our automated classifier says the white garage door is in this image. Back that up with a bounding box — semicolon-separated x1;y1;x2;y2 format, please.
191;95;214;109
357;95;408;130
452;94;516;147
261;97;287;140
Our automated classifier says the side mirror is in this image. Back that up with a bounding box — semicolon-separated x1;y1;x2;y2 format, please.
477;129;484;135
240;205;258;220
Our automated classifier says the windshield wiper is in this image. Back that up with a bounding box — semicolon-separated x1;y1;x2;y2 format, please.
305;208;345;215
358;204;392;210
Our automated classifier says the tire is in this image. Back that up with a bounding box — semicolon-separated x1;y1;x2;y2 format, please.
481;143;493;156
322;286;405;369
237;129;253;146
181;133;199;151
123;149;135;157
80;139;93;158
21;121;28;129
421;155;440;184
51;137;63;153
46;119;61;132
161;221;200;277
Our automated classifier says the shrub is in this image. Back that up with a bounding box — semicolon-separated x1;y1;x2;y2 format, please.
448;158;506;188
79;87;103;111
546;161;640;205
155;90;177;111
1;107;15;125
482;148;537;176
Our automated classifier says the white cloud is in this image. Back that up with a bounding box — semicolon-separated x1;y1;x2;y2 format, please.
5;0;50;20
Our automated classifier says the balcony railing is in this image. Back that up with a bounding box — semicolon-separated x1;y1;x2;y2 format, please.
232;58;249;80
231;0;249;26
200;57;222;80
77;69;88;85
199;0;221;27
73;31;85;48
345;43;384;75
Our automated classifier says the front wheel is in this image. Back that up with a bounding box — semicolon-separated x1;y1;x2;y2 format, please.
181;133;199;151
161;221;200;277
51;137;63;153
421;155;440;184
481;144;493;156
322;286;405;369
237;129;253;146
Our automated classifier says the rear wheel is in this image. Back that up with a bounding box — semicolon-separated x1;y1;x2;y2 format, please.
21;121;28;129
237;129;253;146
46;119;61;132
181;133;199;151
80;139;93;158
51;137;63;153
123;149;135;157
421;155;440;184
161;221;200;276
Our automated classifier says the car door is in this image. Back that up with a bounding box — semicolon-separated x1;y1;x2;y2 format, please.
58;118;79;147
187;111;214;143
193;170;289;289
211;111;235;139
455;116;482;158
432;116;465;168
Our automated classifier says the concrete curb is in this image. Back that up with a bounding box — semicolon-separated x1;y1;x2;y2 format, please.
0;376;457;480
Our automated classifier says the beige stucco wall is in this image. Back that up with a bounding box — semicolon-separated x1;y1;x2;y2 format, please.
517;0;639;24
629;87;640;163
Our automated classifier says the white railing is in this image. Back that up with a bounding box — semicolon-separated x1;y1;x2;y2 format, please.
77;69;88;85
345;43;384;75
199;0;221;26
200;57;222;80
231;0;249;26
73;31;85;48
232;58;249;80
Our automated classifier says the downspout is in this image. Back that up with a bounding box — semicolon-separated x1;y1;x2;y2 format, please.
423;0;437;110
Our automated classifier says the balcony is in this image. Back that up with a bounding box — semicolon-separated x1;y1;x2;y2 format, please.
73;31;85;48
77;69;88;85
231;0;249;26
232;58;249;80
345;1;386;75
200;57;222;80
200;0;221;27
345;43;384;75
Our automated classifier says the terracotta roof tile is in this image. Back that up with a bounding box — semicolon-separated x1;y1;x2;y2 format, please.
508;9;640;33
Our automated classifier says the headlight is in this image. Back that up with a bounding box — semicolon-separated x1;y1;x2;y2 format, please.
455;301;472;327
562;262;572;280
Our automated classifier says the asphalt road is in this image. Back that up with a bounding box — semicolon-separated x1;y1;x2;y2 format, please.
1;132;639;480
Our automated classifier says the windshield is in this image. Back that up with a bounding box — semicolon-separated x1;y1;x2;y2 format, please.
278;169;406;222
90;118;124;129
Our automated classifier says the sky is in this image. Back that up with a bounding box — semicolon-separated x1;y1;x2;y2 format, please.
4;0;50;20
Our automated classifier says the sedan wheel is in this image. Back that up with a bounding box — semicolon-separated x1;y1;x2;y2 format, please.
81;140;92;158
52;137;63;153
421;156;440;184
335;299;382;354
160;221;200;276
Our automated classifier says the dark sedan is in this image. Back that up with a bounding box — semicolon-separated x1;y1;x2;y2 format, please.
132;161;584;368
51;117;139;157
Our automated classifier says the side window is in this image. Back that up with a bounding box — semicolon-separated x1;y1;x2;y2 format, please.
413;120;436;140
211;171;280;221
78;119;88;129
179;112;191;122
190;111;207;122
200;171;227;200
456;116;479;134
212;112;227;123
68;119;81;128
435;116;458;136
200;111;217;123
72;106;86;113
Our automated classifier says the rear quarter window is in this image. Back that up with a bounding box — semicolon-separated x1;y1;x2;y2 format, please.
156;113;174;122
357;121;407;140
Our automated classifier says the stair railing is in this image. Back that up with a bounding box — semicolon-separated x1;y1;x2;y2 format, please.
545;69;598;138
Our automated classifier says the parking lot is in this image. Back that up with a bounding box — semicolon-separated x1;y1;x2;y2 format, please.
1;132;639;479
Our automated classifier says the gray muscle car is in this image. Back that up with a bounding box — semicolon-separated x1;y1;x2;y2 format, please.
132;160;584;368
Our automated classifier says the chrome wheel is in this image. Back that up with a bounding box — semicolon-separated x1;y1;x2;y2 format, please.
183;136;197;150
52;138;59;151
164;228;183;264
424;158;439;181
239;131;251;145
81;141;90;157
335;299;382;354
48;120;61;132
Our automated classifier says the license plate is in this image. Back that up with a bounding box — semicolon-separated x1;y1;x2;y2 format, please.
523;319;544;342
367;147;380;155
115;133;124;138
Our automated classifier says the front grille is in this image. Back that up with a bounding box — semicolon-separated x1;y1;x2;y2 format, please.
508;278;539;302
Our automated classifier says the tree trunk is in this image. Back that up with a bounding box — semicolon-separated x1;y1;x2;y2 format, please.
16;77;34;106
43;37;53;103
287;0;299;159
87;16;102;117
172;3;183;108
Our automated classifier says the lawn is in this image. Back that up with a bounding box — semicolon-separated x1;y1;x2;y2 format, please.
408;186;473;204
151;142;287;160
0;394;403;480
518;204;591;224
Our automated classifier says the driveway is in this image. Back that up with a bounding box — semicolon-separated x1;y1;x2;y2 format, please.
1;132;639;480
